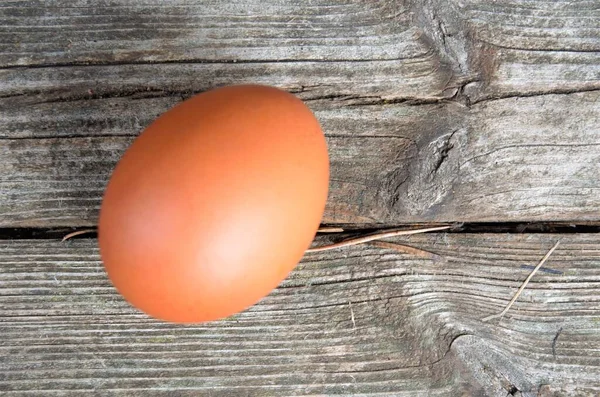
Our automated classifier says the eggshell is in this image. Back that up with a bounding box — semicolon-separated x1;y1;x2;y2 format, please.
98;85;329;323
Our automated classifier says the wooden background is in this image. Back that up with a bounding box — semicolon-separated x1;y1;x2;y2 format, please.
1;0;599;396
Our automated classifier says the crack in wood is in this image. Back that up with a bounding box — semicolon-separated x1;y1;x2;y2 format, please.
430;129;458;176
0;56;424;70
460;142;600;168
470;87;600;106
2;222;600;240
2;83;597;109
552;326;563;359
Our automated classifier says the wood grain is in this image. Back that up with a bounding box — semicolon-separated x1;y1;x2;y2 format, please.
0;1;421;65
2;0;599;227
1;0;598;100
2;91;599;227
1;234;599;396
2;2;599;396
414;0;600;101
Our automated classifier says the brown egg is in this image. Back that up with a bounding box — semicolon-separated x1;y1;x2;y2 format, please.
98;85;329;323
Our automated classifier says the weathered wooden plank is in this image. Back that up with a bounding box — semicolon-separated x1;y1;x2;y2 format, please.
1;234;599;396
2;0;599;227
0;99;448;226
2;91;599;227
0;1;455;108
2;0;598;100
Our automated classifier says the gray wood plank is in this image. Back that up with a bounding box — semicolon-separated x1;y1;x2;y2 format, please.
2;91;599;227
0;0;451;104
1;234;599;396
1;0;598;100
2;0;600;227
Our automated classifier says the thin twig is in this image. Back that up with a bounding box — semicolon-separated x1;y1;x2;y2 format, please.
482;240;560;323
306;226;451;253
367;241;441;260
62;229;97;242
317;227;345;233
63;227;343;240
